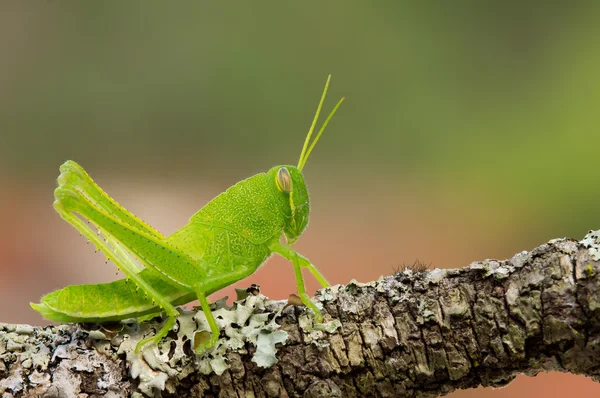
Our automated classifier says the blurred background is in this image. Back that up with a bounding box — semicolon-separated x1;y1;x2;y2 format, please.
1;2;600;396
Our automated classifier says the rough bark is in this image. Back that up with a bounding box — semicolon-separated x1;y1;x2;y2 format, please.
3;232;600;398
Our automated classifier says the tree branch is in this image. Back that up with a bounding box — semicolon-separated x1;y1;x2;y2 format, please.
3;232;600;397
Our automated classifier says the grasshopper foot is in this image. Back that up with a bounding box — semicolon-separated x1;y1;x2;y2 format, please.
134;332;171;354
134;315;177;353
194;331;218;354
297;292;323;322
134;335;156;354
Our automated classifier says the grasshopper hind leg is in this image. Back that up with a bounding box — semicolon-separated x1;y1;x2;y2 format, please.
53;185;181;353
57;160;164;239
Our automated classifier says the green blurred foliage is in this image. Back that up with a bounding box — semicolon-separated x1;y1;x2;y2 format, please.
3;2;600;239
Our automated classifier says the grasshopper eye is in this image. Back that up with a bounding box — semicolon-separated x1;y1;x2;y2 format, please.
276;167;292;193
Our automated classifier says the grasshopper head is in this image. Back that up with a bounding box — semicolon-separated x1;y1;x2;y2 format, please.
268;165;310;244
270;75;344;244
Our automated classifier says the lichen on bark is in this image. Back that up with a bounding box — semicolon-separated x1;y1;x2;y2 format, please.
3;231;600;397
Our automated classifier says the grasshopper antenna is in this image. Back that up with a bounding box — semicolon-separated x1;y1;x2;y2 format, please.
298;74;345;171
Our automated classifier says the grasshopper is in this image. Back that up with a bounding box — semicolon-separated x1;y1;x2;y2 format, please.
31;76;344;354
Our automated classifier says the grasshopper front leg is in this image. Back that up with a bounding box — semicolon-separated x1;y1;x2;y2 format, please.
268;241;330;322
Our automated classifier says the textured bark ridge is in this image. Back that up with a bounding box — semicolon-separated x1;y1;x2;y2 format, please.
3;232;600;397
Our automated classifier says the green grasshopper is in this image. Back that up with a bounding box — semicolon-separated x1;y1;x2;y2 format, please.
31;76;344;354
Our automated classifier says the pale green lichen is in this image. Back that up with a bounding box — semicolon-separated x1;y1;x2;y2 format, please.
580;230;600;260
86;330;109;340
252;330;288;367
318;289;335;302
108;293;289;396
416;298;443;324
314;319;342;334
346;278;371;288
1;322;125;397
298;313;342;350
428;268;447;284
470;259;515;280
